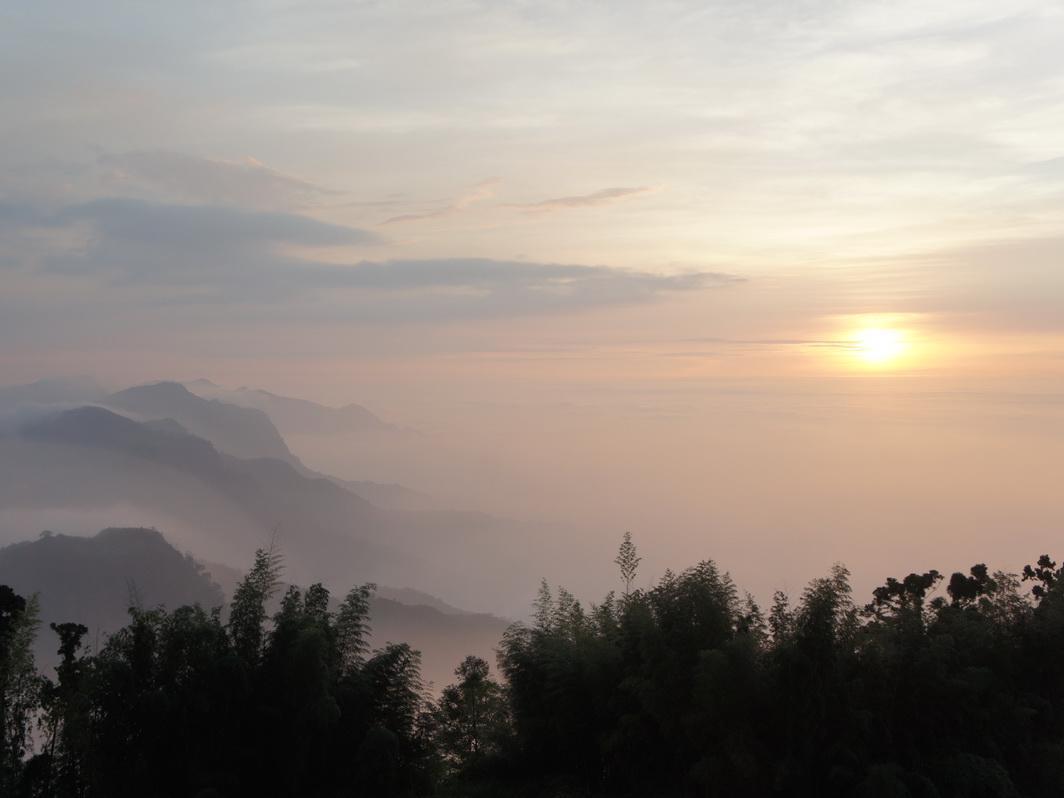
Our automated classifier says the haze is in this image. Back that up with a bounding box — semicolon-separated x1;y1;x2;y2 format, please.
2;1;1063;614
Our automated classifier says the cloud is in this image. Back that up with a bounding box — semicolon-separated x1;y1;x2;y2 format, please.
98;151;344;211
326;258;698;289
2;197;376;250
0;196;741;323
0;196;379;292
216;258;743;323
57;198;378;250
382;179;500;224
508;186;654;213
0;201;54;229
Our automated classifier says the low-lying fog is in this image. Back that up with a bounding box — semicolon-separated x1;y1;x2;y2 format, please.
2;373;1062;618
241;375;1064;610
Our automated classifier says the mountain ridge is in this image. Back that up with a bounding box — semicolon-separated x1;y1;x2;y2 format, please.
7;404;526;613
184;379;402;436
105;381;299;464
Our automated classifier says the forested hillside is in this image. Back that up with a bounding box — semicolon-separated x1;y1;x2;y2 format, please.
2;536;1064;797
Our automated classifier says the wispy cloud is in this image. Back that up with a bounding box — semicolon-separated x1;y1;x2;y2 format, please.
0;196;742;325
52;197;378;251
508;186;654;213
382;179;500;225
99;151;344;211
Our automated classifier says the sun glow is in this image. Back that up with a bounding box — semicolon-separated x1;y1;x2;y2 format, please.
853;327;907;365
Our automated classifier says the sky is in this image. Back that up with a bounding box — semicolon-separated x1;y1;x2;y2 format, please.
2;1;1064;603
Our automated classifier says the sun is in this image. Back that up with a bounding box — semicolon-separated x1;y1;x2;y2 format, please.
853;327;907;365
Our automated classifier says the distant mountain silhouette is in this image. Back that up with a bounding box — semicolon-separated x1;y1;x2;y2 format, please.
181;379;437;508
23;405;222;475
105;381;428;508
15;406;390;581
368;595;509;691
375;585;475;615
6;406;521;608
185;378;400;435
105;381;298;463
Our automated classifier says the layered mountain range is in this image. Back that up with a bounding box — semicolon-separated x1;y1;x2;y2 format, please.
0;376;527;685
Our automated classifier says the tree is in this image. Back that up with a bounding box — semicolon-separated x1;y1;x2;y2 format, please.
946;563;995;605
365;643;425;739
768;589;793;643
0;585;28;790
0;588;40;792
434;656;508;770
359;643;433;795
1023;554;1062;601
865;569;942;622
615;531;641;596
533;579;553;632
228;544;282;664
336;583;375;675
41;622;91;798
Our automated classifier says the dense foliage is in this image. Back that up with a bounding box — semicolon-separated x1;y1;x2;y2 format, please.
0;547;439;798
1;538;1064;797
491;550;1064;797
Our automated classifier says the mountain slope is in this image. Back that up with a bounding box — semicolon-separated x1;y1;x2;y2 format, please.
105;381;297;463
185;379;398;435
13;406;398;587
24;405;222;474
107;382;428;509
4;404;540;614
182;380;436;508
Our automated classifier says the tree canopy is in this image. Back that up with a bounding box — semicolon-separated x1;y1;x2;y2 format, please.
2;534;1064;797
